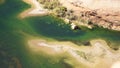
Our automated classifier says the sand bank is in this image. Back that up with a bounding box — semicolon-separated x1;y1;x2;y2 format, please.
19;0;48;18
28;39;120;68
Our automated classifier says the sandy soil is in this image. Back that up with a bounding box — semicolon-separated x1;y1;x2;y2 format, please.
111;61;120;68
76;0;120;11
59;0;120;31
59;0;120;19
59;0;120;12
28;39;120;68
19;0;48;18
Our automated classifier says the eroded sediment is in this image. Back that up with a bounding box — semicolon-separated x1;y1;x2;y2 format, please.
28;39;120;68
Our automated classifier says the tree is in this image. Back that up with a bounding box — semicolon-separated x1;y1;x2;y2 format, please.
54;6;67;17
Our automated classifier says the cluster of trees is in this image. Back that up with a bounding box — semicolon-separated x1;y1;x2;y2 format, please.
54;6;67;17
38;0;60;10
38;0;77;21
66;10;77;20
54;7;77;21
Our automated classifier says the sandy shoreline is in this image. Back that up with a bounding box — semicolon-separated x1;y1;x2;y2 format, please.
28;38;120;68
19;0;48;18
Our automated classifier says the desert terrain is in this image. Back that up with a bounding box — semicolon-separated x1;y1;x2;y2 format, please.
59;0;120;31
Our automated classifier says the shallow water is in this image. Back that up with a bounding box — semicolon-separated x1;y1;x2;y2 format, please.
0;0;120;68
26;16;120;45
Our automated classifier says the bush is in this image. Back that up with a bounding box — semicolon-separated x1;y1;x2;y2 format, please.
54;6;67;17
38;0;60;10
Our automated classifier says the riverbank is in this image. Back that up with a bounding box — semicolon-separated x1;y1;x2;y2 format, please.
19;0;120;31
60;0;120;31
36;0;120;31
1;0;120;68
18;1;120;67
28;38;120;68
19;0;48;18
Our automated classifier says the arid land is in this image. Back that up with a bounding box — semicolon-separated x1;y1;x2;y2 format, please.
36;0;120;31
59;0;120;31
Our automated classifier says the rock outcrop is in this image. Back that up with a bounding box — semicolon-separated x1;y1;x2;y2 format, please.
59;0;120;31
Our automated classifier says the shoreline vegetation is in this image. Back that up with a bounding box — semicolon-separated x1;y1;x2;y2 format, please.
37;0;93;29
20;0;120;31
19;0;120;68
58;0;120;31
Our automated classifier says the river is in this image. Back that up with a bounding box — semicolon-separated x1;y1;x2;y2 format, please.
0;0;120;68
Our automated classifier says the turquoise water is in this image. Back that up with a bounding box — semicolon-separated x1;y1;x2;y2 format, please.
26;16;120;44
0;0;120;68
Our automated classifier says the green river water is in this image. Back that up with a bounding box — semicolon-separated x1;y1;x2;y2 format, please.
0;0;120;68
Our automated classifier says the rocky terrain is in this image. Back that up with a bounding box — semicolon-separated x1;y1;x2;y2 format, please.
59;0;120;31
